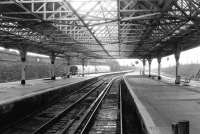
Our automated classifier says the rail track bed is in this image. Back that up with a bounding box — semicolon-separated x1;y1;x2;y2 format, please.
87;78;121;134
79;78;146;134
2;74;146;134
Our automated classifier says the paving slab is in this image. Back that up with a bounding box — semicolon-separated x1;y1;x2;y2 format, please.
125;73;200;134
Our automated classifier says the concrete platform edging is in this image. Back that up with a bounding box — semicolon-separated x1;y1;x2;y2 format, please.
123;75;162;134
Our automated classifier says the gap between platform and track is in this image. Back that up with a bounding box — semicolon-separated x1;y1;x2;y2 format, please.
123;75;162;134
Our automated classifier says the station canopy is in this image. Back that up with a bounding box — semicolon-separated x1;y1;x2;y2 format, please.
0;0;200;59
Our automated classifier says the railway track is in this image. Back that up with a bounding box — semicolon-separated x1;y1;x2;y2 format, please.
76;77;122;134
2;75;121;134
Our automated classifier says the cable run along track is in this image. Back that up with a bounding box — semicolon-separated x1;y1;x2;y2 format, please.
1;75;122;134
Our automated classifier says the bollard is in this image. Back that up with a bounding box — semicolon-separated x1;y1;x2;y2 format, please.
172;123;178;134
172;121;189;134
175;75;181;84
178;121;189;134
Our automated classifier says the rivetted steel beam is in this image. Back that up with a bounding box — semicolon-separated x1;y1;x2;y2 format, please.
0;0;62;4
117;0;121;56
12;0;42;21
63;1;112;58
122;12;161;21
88;20;118;26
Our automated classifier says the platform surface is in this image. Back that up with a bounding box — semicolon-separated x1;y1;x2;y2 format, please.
0;75;99;106
125;73;200;134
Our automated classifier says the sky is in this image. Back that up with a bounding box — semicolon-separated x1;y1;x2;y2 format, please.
117;46;200;69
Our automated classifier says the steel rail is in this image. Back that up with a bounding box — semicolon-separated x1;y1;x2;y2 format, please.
59;78;103;98
67;77;116;134
31;80;106;134
79;77;117;134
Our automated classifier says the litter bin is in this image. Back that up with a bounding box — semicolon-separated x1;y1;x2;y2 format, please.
175;75;181;84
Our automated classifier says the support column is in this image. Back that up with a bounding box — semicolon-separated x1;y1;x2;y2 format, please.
148;58;152;77
142;59;146;75
174;47;181;84
50;53;56;80
157;56;162;80
65;56;70;78
82;58;85;77
20;49;27;85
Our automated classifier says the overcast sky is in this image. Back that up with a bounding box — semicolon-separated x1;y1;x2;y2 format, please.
117;46;200;69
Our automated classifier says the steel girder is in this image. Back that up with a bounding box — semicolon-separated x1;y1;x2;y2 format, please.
0;0;117;59
118;0;200;59
0;0;200;59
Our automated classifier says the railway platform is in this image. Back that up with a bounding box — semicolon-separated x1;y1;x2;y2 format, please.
0;75;103;128
0;72;130;134
0;75;99;105
124;73;200;134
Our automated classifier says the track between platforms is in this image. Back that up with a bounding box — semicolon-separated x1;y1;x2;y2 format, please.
70;77;145;134
78;77;122;134
1;75;119;134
